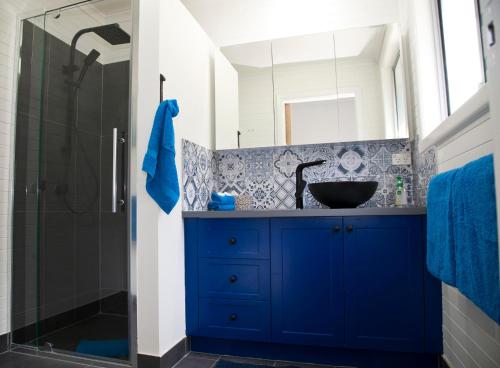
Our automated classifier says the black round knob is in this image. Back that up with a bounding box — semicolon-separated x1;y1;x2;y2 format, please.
333;225;341;232
229;275;238;283
229;314;238;321
228;237;237;245
346;225;353;232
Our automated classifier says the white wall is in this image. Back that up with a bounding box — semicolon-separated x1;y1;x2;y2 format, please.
155;0;217;356
400;0;500;367
0;2;17;336
215;52;239;149
134;0;161;357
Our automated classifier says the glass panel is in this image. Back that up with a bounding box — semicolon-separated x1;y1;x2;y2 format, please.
12;0;131;362
439;0;484;114
12;14;48;348
393;56;409;138
221;40;274;148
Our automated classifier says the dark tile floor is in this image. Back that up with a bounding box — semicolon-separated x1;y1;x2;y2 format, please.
0;352;99;368
0;351;344;368
173;352;344;368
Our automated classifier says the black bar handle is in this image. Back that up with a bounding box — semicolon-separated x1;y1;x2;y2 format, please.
160;74;166;102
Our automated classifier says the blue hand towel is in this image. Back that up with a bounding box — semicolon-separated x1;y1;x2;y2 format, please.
207;202;235;211
427;169;458;286
211;192;235;205
452;154;500;323
142;100;180;214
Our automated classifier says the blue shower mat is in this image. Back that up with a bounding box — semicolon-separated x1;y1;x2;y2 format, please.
76;339;129;358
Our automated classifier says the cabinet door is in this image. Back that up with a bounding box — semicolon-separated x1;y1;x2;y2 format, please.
271;217;344;347
344;216;425;352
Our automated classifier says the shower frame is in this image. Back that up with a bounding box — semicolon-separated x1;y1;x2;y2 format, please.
7;0;138;366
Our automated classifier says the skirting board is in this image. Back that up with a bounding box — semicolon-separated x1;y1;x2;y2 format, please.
137;338;189;368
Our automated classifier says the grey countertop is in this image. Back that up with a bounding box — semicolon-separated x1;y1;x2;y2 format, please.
182;207;426;218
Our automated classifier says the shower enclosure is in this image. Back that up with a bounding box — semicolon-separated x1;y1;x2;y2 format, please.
11;0;133;364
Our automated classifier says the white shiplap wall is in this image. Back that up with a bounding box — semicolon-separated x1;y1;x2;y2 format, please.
0;2;17;336
435;115;500;368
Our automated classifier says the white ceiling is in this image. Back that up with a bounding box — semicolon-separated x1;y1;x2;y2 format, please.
181;0;400;47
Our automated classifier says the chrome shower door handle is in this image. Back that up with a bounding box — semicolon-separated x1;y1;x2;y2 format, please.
112;128;118;213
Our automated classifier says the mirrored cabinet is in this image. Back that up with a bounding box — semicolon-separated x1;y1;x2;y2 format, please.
216;24;410;149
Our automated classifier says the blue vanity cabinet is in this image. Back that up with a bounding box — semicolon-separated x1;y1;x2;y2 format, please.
343;216;426;352
185;218;271;342
270;217;344;347
185;213;441;359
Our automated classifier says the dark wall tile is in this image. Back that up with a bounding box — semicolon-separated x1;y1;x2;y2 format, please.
100;135;112;212
17;21;47;119
74;131;100;213
100;211;127;294
75;213;100;306
102;61;130;136
38;211;75;321
77;62;103;136
44;33;103;136
40;121;76;213
13;113;41;213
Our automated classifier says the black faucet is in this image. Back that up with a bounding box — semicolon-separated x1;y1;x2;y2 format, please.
295;160;326;209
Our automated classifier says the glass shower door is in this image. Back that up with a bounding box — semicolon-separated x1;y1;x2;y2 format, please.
12;0;131;363
11;13;47;352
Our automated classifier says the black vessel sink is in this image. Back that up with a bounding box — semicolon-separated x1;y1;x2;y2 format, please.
308;181;378;209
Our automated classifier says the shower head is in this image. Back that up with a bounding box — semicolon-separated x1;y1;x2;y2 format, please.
64;24;130;79
72;24;130;48
84;49;100;66
92;24;130;45
75;49;101;86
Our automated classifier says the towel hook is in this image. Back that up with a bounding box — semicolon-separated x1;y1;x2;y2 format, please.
160;74;166;103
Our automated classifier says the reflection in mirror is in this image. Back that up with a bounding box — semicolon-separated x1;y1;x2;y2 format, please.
332;24;409;142
220;41;273;149
271;31;338;146
215;23;409;149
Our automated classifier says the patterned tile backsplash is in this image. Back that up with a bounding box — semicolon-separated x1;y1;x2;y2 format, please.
411;138;437;207
182;140;217;211
182;138;416;211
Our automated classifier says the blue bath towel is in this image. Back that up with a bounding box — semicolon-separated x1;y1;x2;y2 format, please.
452;154;500;324
76;339;129;358
142;100;180;214
211;192;235;205
427;169;458;286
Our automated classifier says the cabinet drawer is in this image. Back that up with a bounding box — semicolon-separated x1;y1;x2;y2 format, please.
198;299;270;342
198;219;269;259
199;259;270;300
